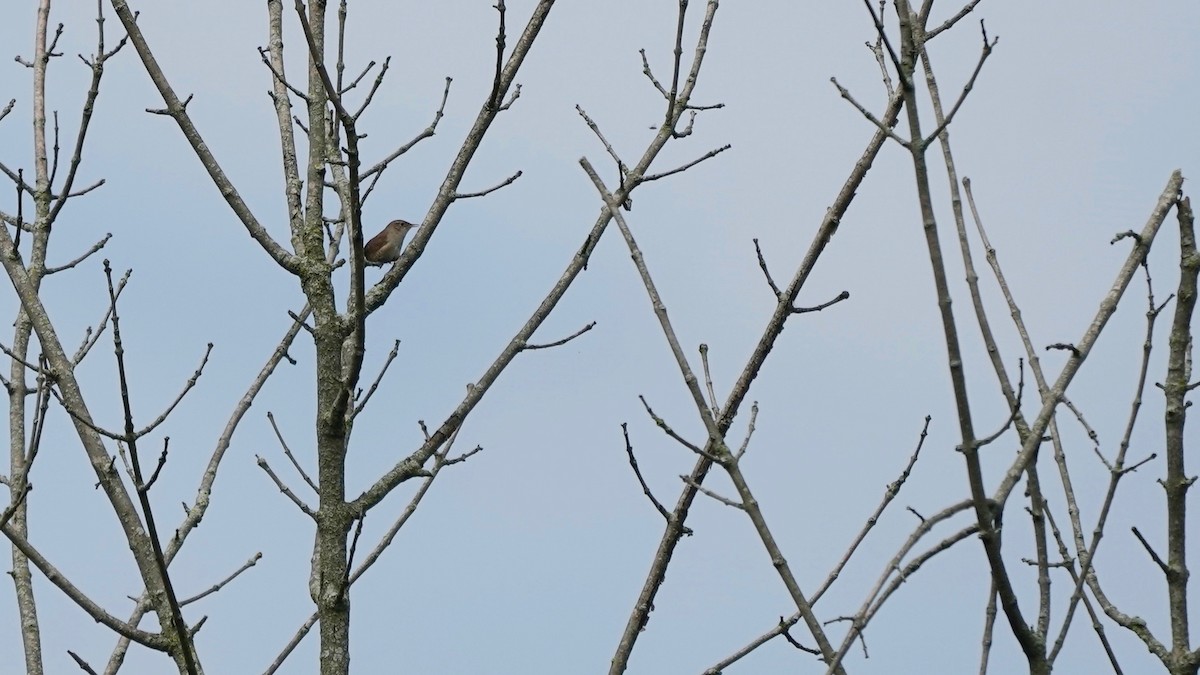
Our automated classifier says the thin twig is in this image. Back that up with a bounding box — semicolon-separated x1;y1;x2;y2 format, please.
452;170;523;200
638;395;707;457
523;321;596;351
830;77;907;147
733;402;758;460
921;22;997;147
267;411;317;493
132;343;214;439
45;232;111;274
488;1;507;110
141;437;169;493
699;344;720;416
641;144;731;183
360;76;451;180
576;105;628;181
621;423;672;524
793;290;850;314
680;475;743;509
353;339;401;417
256;456;316;518
178;552;263;606
753;238;783;299
68;651;100;675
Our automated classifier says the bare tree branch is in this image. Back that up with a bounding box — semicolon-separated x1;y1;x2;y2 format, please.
523;321;596;351
0;521;168;649
107;0;301;274
178;552;263;607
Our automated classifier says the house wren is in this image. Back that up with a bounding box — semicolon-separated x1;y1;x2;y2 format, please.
363;219;415;265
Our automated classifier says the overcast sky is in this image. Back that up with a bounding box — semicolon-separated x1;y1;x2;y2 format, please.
1;1;1197;673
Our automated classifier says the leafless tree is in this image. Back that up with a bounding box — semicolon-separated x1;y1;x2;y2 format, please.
1;1;1195;674
601;2;1196;675
2;0;737;672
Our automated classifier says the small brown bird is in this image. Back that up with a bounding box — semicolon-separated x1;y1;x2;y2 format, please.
363;219;415;265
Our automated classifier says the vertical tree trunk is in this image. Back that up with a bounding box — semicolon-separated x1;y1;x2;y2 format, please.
295;2;354;673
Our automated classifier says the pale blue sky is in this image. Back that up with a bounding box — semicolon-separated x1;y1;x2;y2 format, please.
0;1;1197;673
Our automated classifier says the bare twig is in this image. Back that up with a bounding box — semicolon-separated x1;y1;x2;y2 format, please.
349;57;390;121
641;144;731;183
830;77;907;147
1132;526;1170;575
353;339;401;417
814;415;932;603
680;475;742;509
794;290;850;314
925;0;985;40
753;238;783;299
488;1;507;110
733;402;758;460
68;651;100;675
267;411;317;493
360;76;451;181
340;58;377;96
638;49;668;98
131;343;214;439
699;343;720;417
576;105;628;182
620;423;673;524
72;267;129;364
257;46;310;103
921;21;997;146
256;456;317;518
638;395;707;457
523;321;596;351
178;552;263;606
45;232;111;274
452;170;523;200
972;359;1024;449
141;437;170;492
